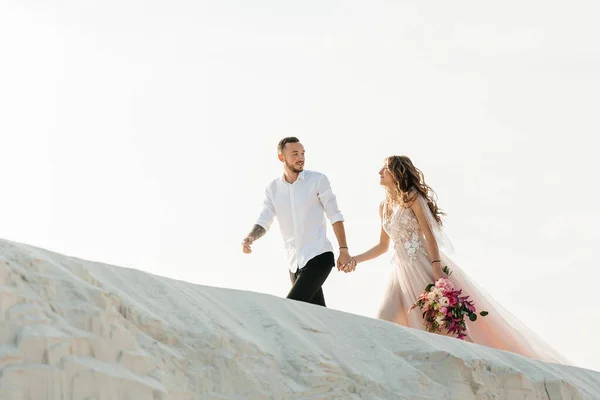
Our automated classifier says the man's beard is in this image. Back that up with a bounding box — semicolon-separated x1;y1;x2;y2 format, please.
285;161;303;173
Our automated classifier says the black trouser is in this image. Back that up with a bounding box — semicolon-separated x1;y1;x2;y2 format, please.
287;251;334;307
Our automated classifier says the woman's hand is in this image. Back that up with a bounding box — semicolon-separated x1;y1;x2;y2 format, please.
433;262;445;282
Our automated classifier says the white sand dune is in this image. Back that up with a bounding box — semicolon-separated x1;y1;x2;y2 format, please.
0;238;599;399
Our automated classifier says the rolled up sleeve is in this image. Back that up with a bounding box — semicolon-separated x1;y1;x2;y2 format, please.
317;174;344;225
256;186;276;231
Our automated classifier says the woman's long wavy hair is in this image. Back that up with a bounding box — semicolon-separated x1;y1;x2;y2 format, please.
385;155;445;225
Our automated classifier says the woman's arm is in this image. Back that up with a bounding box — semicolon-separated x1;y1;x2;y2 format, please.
352;203;391;266
410;196;444;281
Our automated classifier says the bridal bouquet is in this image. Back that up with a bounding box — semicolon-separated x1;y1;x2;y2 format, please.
409;266;488;340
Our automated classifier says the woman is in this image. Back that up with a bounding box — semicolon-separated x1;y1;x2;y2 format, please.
345;155;569;364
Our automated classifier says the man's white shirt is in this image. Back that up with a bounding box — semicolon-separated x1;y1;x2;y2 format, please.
256;170;344;272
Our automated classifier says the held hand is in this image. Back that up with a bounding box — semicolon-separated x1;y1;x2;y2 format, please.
241;237;253;254
342;256;357;273
337;251;356;273
336;250;352;272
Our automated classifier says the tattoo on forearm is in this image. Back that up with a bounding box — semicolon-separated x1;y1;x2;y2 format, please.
249;224;266;241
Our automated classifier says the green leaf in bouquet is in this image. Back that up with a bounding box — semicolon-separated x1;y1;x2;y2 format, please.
425;283;434;292
480;311;489;316
469;313;477;322
442;266;453;276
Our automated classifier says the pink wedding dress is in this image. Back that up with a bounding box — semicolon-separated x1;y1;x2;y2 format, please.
377;194;569;364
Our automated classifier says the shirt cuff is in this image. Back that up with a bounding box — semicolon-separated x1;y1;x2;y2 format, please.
329;214;344;225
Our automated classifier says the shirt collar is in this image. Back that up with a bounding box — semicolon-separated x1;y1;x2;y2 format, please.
281;169;306;183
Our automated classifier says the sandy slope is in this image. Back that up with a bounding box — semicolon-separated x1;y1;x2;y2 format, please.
0;238;598;399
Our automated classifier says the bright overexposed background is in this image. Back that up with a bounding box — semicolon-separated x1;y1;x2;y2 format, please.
1;0;599;371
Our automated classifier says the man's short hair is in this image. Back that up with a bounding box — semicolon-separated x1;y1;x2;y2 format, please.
278;137;300;153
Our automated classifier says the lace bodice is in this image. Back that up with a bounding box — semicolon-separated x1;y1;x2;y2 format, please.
382;202;425;260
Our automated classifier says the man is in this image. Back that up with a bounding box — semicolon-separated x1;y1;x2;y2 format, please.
241;137;352;307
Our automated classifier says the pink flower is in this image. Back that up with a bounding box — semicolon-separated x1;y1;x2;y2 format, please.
435;278;454;292
448;295;458;307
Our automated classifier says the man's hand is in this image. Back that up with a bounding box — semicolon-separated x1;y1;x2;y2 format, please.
241;225;266;255
341;256;357;273
337;249;353;271
241;237;253;254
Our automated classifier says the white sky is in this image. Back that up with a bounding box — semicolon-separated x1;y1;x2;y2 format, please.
1;0;599;371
